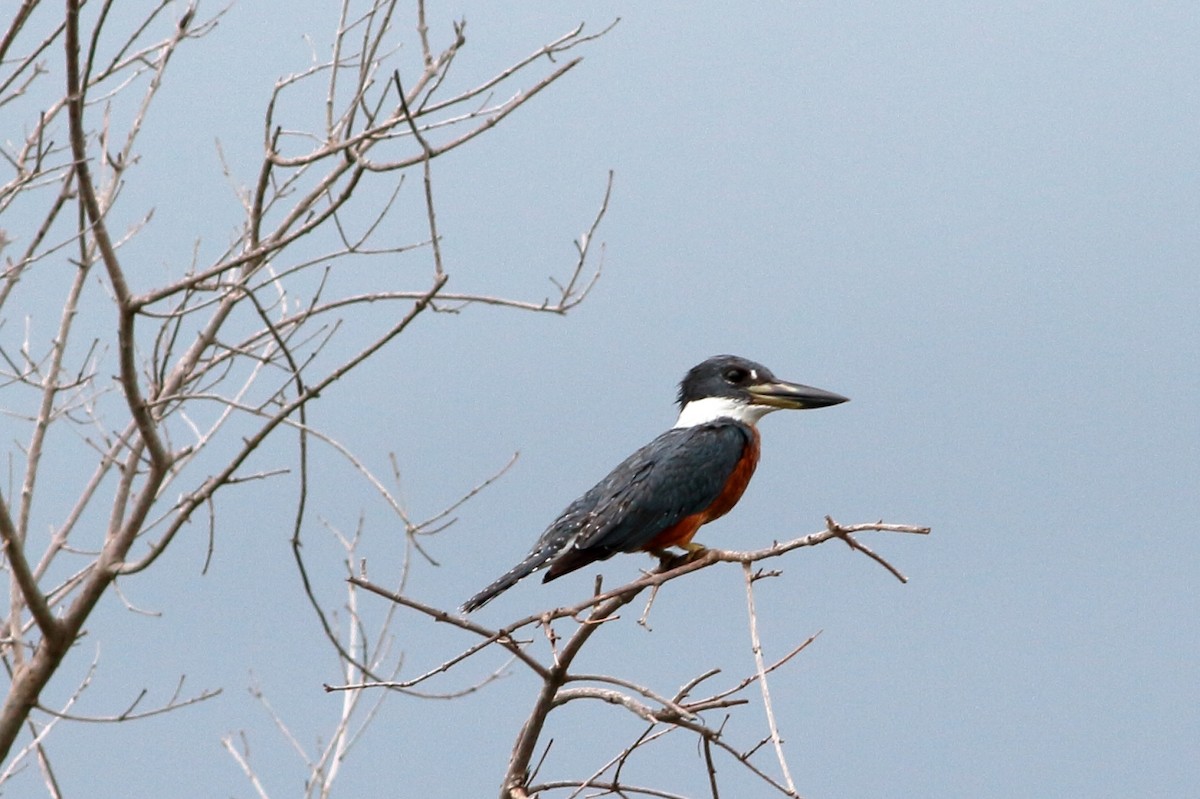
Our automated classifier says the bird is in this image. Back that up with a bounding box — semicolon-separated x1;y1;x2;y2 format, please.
461;354;848;612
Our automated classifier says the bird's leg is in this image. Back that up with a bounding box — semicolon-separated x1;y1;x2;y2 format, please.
650;548;689;571
677;541;710;565
651;542;708;572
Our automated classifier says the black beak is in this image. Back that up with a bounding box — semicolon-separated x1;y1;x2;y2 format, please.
746;380;848;410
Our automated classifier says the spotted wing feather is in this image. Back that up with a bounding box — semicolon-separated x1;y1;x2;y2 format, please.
542;422;751;578
460;421;751;612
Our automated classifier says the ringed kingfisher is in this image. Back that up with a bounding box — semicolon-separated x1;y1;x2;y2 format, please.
461;355;848;613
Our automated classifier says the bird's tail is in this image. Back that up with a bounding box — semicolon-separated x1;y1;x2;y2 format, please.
460;543;559;613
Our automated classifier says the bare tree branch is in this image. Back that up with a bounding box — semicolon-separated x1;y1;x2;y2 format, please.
350;518;928;797
742;562;797;794
1;2;614;789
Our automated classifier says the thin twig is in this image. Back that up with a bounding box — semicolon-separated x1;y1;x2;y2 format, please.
742;562;797;795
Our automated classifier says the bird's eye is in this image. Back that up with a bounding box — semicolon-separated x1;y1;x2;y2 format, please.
723;367;749;384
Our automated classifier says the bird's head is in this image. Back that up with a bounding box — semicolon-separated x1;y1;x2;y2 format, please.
674;354;848;428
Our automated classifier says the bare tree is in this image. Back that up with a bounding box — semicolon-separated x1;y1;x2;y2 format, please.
342;518;929;798
0;0;612;791
1;2;928;796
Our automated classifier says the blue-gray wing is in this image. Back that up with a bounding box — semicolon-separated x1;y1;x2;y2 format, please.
540;422;752;576
461;421;751;612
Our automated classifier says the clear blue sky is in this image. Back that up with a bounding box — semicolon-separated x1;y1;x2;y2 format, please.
9;2;1198;796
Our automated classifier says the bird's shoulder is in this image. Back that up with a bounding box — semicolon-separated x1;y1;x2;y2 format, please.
616;418;755;482
534;420;755;547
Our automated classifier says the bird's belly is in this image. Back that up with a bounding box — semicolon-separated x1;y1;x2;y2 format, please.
641;438;760;551
643;512;706;551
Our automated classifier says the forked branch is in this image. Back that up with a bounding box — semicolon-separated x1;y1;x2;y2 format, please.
347;518;929;797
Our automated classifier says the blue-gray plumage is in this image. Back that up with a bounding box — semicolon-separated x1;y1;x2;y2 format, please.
461;355;847;612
